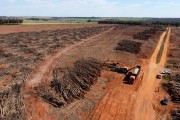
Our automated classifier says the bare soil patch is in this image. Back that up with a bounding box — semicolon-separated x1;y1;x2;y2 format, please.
0;24;112;34
24;25;165;120
0;25;166;120
0;25;112;120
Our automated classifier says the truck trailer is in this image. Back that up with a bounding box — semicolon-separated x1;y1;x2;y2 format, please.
127;66;141;84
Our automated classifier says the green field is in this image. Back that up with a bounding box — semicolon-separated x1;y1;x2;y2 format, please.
22;17;149;24
23;19;98;24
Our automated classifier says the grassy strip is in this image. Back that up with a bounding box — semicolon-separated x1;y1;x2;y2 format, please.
156;28;169;63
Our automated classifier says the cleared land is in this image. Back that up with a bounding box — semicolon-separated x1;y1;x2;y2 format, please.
0;24;111;34
1;24;178;120
23;25;164;120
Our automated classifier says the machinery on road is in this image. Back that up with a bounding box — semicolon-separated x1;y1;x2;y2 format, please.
126;66;141;84
107;62;141;84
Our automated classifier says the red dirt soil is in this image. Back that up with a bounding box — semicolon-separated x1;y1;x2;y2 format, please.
24;27;115;120
22;26;170;120
89;28;171;120
133;28;171;120
0;24;111;34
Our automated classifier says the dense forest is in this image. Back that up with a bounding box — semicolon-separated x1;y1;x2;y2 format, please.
0;19;23;25
98;19;180;27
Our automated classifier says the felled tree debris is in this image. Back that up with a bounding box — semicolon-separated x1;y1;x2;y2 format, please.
36;86;65;107
48;58;103;106
162;82;180;103
0;83;24;120
133;27;163;40
115;40;142;54
171;110;180;120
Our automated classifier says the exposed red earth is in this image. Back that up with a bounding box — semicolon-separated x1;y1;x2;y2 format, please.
1;24;177;120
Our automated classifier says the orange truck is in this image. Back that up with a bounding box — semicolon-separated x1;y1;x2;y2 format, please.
127;66;141;84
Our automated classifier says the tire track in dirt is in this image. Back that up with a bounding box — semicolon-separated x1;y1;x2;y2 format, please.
88;28;171;120
26;27;114;87
23;27;115;120
133;28;171;120
87;72;141;120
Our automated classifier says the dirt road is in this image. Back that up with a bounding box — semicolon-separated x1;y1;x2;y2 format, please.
23;26;169;120
133;28;171;120
89;28;171;120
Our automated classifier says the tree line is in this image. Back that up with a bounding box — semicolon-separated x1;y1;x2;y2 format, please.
98;20;180;27
0;19;23;25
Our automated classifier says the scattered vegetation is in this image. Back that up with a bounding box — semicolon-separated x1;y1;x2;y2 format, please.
115;40;142;54
162;74;171;82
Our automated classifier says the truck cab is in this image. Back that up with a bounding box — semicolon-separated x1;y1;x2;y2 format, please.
128;76;135;84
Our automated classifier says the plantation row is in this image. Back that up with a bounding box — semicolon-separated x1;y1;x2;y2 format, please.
0;19;23;25
98;20;180;27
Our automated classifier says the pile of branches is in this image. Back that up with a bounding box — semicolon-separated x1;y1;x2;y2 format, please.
162;82;180;103
171;110;180;120
133;27;162;40
115;40;142;54
39;58;103;107
0;83;24;120
36;86;65;107
166;60;180;69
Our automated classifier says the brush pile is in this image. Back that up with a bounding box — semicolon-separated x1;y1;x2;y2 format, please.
163;82;180;103
36;86;65;107
37;58;103;107
0;83;24;120
171;110;180;120
115;40;142;54
133;27;163;40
